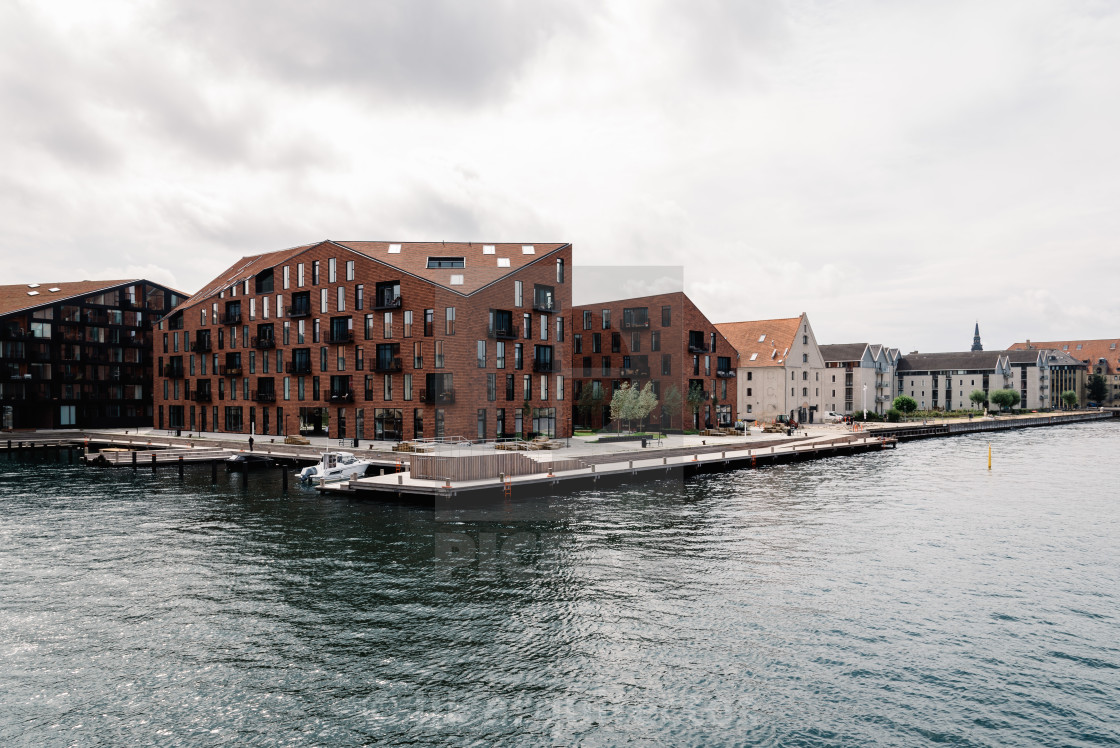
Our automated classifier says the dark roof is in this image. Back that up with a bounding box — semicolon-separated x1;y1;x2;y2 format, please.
819;343;868;363
0;279;140;317
897;351;1007;372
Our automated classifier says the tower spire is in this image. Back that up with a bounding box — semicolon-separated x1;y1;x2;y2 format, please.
971;322;983;352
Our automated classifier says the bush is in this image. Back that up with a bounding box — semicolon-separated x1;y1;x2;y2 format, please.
850;410;884;422
886;408;902;423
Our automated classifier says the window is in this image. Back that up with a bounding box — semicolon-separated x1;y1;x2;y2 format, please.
592;333;602;353
384;312;393;339
297;263;305;287
487;374;496;401
662;306;671;326
803;353;808;363
434;340;444;368
556;317;564;342
523;313;532;339
337;286;346;312
320;288;329;314
662;354;671;376
445;307;455;335
403;373;412;401
651;331;660;351
583;310;592;330
426;257;465;268
602;357;611;376
346;260;355;281
328;258;337;283
413;342;423;369
477;340;486;368
364;313;374;340
355;284;364;310
574;334;582;353
312;260;320;285
540;315;548;341
611;332;620;353
557;258;565;283
403;310;412;337
496;341;506;369
384;374;392;401
514;343;523;370
602;309;611;329
631;332;641;352
283;266;290;290
556;375;564;401
515;280;523;307
424;309;434;337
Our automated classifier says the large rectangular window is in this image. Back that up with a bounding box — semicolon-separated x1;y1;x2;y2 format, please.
445;308;455;335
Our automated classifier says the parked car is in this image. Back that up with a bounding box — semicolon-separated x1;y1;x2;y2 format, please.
822;411;844;423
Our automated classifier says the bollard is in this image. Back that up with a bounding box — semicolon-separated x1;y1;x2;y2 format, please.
132;451;137;470
178;455;184;478
398;474;403;485
151;453;157;472
628;461;633;469
663;457;667;465
211;460;218;483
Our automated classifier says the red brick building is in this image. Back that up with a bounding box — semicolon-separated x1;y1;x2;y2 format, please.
568;292;738;431
154;240;572;441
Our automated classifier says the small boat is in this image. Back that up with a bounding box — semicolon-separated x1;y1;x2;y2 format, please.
298;451;372;483
226;452;276;471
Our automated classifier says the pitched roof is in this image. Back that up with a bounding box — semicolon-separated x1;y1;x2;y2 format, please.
819;343;868;363
0;279;140;317
715;315;802;367
1009;339;1120;373
168;240;569;315
897;351;1007;372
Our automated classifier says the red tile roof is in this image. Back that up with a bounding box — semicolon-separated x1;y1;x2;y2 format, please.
0;279;140;317
715;315;803;367
1009;339;1120;374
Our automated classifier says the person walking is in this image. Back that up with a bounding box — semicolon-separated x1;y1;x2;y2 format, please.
248;436;255;452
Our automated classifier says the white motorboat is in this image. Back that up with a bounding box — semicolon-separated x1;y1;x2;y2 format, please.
298;452;373;483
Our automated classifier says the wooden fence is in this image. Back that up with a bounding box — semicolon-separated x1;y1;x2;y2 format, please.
410;452;587;481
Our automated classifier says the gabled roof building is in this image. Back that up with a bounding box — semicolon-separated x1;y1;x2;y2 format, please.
153;240;572;441
818;343;900;415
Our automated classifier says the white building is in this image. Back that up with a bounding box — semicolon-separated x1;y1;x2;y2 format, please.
818;343;900;416
715;313;829;423
895;349;1053;411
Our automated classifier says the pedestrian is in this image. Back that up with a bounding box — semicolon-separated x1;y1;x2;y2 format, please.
248;436;254;452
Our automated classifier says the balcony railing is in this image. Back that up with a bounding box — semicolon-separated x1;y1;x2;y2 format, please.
285;361;313;375
419;388;455;405
285;304;311;319
487;327;518;340
252;336;276;349
220;313;242;326
373;357;403;373
532;360;555;373
192;390;213;402
252;390;277;402
190;339;212;353
328;331;354;345
374;295;402;310
621;320;650;330
620;367;650;378
162;365;185;378
688;343;709;354
716;369;736;378
329;391;354;404
532;298;560;314
220;365;243;376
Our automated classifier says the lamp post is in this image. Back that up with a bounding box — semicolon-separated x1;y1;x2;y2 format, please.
862;383;867;421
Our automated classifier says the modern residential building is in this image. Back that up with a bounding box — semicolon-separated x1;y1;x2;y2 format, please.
568;292;738;431
895;348;1057;411
153;240;572;441
1;279;186;430
818;343;900;416
1008;339;1119;406
715;313;828;423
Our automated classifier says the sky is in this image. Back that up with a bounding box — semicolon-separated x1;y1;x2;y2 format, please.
1;0;1117;352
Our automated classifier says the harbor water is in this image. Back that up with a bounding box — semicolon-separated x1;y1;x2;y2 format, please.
1;421;1118;746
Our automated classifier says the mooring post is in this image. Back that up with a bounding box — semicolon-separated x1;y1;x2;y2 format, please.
178;455;184;478
281;464;288;491
151;453;157;472
132;450;137;471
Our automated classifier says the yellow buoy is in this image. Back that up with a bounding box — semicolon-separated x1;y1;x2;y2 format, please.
988;442;992;471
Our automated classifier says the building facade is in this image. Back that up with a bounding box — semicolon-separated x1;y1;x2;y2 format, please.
716;313;828;423
568;292;738;431
895;349;1056;411
153;241;572;441
1;279;185;430
1009;339;1119;406
818;343;900;415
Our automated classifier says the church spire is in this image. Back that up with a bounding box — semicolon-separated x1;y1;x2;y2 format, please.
971;322;983;352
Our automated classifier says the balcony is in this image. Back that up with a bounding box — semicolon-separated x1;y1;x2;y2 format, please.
532;298;560;314
220;366;243;376
329;391;354;404
487;327;518;340
373;357;403;373
419;388;455;405
162;365;185;378
621;320;650;330
0;328;34;340
620;367;650;378
192;390;213;402
285;361;313;375
532;360;555;373
252;336;276;350
190;339;212;353
374;295;402;310
252;390;277;403
688;343;709;354
285;304;311;319
716;369;736;378
328;330;354;345
220;313;242;326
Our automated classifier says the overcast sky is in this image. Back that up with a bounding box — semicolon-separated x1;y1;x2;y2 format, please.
2;0;1117;352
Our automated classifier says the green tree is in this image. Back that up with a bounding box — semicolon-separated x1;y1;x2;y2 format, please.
521;399;533;437
661;384;683;431
609;382;632;433
686;382;706;428
885;408;902;423
969;389;987;410
1088;374;1107;403
1060;390;1078;410
892;395;918;417
636;382;659;431
989;389;1019;412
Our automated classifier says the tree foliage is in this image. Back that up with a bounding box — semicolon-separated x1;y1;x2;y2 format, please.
661;384;683;430
1088;374;1107;403
1060;390;1078;409
989;389;1020;411
577;382;604;427
608;381;660;433
892;395;918;414
969;389;987;409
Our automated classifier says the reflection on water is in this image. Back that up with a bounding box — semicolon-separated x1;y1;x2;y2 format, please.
1;422;1118;746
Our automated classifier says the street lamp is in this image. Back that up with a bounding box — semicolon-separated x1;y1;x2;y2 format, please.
862;383;867;421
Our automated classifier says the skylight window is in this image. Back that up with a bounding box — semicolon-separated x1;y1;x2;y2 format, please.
483;245;496;255
497;257;511;268
450;274;464;285
522;245;535;254
749;352;758;361
388;244;401;253
427;257;465;269
27;291;39;296
757;334;766;343
48;287;61;292
27;283;39;288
